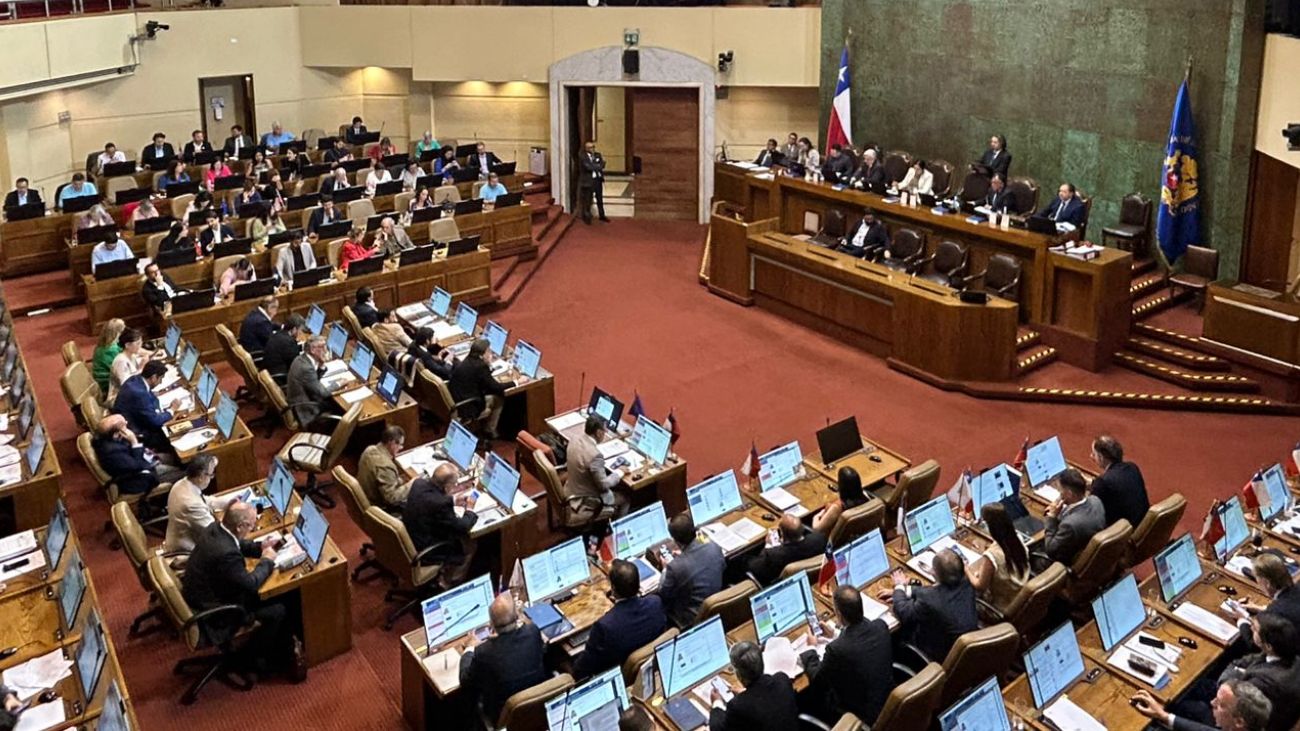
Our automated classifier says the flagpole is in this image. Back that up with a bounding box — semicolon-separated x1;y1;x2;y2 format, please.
1183;54;1193;84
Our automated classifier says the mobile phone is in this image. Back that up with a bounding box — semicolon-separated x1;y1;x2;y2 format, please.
1137;634;1165;649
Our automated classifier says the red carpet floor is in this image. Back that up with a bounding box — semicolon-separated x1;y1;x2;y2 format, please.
13;218;1298;730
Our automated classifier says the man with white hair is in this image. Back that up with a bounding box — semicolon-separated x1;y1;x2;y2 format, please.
376;216;415;258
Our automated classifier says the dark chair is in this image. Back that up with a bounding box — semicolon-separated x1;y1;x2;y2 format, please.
956;172;990;203
928;159;955;197
916;240;969;287
1169;245;1219;310
966;253;1022;301
1076;190;1093;239
53;183;69;210
811;209;849;248
1102;193;1153;257
881;150;912;184
1004;177;1040;215
876;227;925;273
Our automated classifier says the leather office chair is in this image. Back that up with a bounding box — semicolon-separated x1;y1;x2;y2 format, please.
302;128;326;148
60;362;101;427
327;238;347;269
215;324;263;404
471;181;486;199
366;506;454;630
359;325;385;360
534;448;608;535
111;501;184;637
514;430;551;483
387;350;419;388
928;159;955;197
826;498;885;547
148;555;256;704
411;365;476;431
170;194;194;220
876;227;925;273
341;305;364;341
429;218;461;245
621;627;677;687
1061;519;1133;609
696;579;759;630
276;402;363;508
347;198;375;224
794;714;865;731
916;240;969;288
956;171;991;203
78;396;106;433
85;152;100;177
870;663;945;730
105;176;138;201
876;459;940;537
929;624;1019;710
779;555;824;584
1102;193;1152;257
1127;494;1187;568
78;430;172;537
1077;191;1093;239
811;209;849;248
978;561;1067;648
332;466;384;582
965;253;1022;301
394;191;414;215
433;185;461;205
211;255;242;290
52;184;70;210
798;211;821;238
258;371;303;434
495;675;575;731
1004;177;1040;215
881;151;913;184
1169;246;1219;311
61;341;81;367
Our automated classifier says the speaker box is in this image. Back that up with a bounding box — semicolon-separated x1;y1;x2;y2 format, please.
622;49;639;75
958;290;989;305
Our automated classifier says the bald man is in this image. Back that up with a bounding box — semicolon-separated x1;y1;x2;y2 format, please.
459;594;548;722
746;513;830;587
402;463;478;582
376;216;415;258
90;414;168;495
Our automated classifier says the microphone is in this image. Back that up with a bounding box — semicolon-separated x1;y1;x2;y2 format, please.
578;371;586;413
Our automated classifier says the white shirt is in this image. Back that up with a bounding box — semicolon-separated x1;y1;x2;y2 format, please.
898;169;934;195
365;169;392;196
97;151;126;171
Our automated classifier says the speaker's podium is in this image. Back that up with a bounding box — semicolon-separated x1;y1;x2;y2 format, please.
1203;281;1300;367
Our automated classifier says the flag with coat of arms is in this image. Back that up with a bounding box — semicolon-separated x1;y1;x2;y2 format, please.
1200;500;1225;547
741;441;760;486
662;409;681;446
1157;73;1201;264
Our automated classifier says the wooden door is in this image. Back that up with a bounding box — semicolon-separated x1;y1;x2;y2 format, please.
1242;151;1299;287
629;87;699;220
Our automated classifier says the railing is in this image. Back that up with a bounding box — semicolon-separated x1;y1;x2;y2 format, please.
1;0;135;22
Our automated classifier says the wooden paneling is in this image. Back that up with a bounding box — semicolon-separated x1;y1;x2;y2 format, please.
630;88;699;221
1242;150;1299;288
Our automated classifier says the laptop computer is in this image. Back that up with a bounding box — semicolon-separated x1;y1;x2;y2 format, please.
399;245;435;268
213;174;247;191
192;151;219;165
94;258;139;280
268;229;304;246
211;238;253;259
63;194;100;213
347;255;384;277
374;180;403;197
453;198;484;215
286;193;321;211
78;225;119;244
315;220;351;239
278;140;307;154
411;207;440;224
113;187;151;205
294;265;334;288
234;278;277;302
170;289;216;314
102;161;137;178
156;248;197;269
381;153;410;168
3;202;44;221
447;236;481;257
493;192;523;208
165;181;201;197
134;215;174;234
316;136;340;151
815;416;863;465
1027;216;1057;234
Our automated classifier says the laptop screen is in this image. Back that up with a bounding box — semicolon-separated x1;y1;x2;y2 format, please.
938;676;1011;731
483;320;508;357
1259;464;1291;522
179;343;200;381
421;573;493;650
544;666;630;731
454;301;478;336
306;304;326;336
973;464;1016;513
523;536;589;603
197;366;219;410
512;339;541;379
758;441;803;492
376;368;402;406
444;420;478;472
98;680;131;731
1024;621;1086;708
588;387;623;429
45;500;69;568
164;323;182;358
750;572;816;644
1153;533;1202;604
267;458;295;516
327;323;348;359
430;287;452;319
833;528;890;590
654;615;729;699
348;343;374;380
1214;496;1250;560
904;495;956;555
1092;574;1145;651
215;392;237;440
293;496;330;565
686;471;742;526
629;415;671;465
611;502;669;560
77;610;108;700
815;416;862;465
60;556;86;628
480;452;520;510
1025;436;1067;487
25;423;46;476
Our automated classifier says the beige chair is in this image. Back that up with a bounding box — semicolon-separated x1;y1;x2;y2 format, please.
341;305;363;341
105;176;139;200
79;395;105;429
428;217;461;245
496;675;575;731
696;579;758;630
60;362;101;428
1061;519;1133;608
779;555;824;583
533;448;612;535
146;232;168;261
411;365;478;430
259;371;303;432
870;663;945;730
347;198;375;224
211;255;242;289
433;184;461;205
302;128;326;148
61;341;82;367
980;561;1068;648
394;191;414;214
111;501;185;637
276;402;362;508
621;627;677;687
170;194;194;220
327;238;347;269
875;459;940;537
332;466;383;581
214;324;264;407
471;181;485;199
78;431;172;535
826;499;886;547
367;506;453;630
1127;494;1187;568
930;624;1019;710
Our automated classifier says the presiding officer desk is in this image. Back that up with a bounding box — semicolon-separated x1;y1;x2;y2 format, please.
1203;280;1300;371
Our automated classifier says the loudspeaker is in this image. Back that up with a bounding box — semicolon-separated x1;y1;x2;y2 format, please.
622;49;639;75
958;290;989;305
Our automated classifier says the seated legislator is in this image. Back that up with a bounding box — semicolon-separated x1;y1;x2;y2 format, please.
620;707;654;731
183;129;213;163
181;501;305;681
796;137;820;170
218;257;256;297
363;159;392;197
338;228;379;274
888;548;978;662
91;319;125;395
223;124;255;158
91;235;133;273
158;220;199;257
95;142;126;174
448;339;512;440
370;309;411;359
91;414;174;496
1131;680;1272;731
238;295;279;354
78;203;114;231
113;362;173;453
820;144;855;184
274;232;317;286
1206;614;1300;731
434;147;461;177
261;174;290;213
107;327;145;405
163;454;238;553
658;512;724;628
4;177;41;209
466;142;502;179
200;212;238;254
966;502;1029;615
983;174;1012;212
324;138;352;165
573;558;667;680
261;121;295;151
243;150;271;179
202;158;234;192
459;594;548;723
233;178;263;209
376;217;415;258
359;426;410;509
896;159;934;195
262;314;305;381
563;415;630;522
1088;435;1149;529
800;586;894;726
974;134;1012;179
141;132;176;170
847;148;885;190
130;197;161;229
319;167;351;197
251;209;286;248
836;209;888;258
1039;183;1086;227
344;116;368;145
707;641;799;731
141;263;184;312
753;138;781;167
836;466;870;510
369;137;398;163
279;148;305;181
306;196;343;236
1229;554;1300;636
403;464;477;583
287;335;338;430
157;159;191;192
476;172;508;203
414;130;440;160
399;161;422;192
59;173;98;208
353;286;380;327
407;327;453;379
746;512;834;587
1042;468;1105;566
781;132;800;164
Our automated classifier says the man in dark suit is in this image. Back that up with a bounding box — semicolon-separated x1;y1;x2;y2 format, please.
1215;614;1300;731
889;548;978;662
1039;182;1086;227
984;174;1012;212
402;464;478;582
141;263;185;312
141;132;176;170
181;502;303;679
448;339;512;440
3;178;41;210
199;212;237;254
577;140;608;225
746;514;826;587
658;512;724;628
1132;680;1272;731
848;149;885;190
1042;468;1107;566
707;641;799;731
344;116;368;145
91;414;165;495
182;129;213;163
306;197;343;236
1088;435;1149;529
573;559;667;680
467;141;502;179
223;125;255;158
460;593;548;723
1236;554;1300;635
820;144;855;184
286;335;336;430
353;286;379;328
238;296;279;354
836;209;889;258
753;139;781;168
801;586;894;725
324;138;352;164
113;361;173;453
975;134;1012;179
263;314;306;382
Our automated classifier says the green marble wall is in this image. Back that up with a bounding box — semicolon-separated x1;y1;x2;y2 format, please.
820;0;1266;276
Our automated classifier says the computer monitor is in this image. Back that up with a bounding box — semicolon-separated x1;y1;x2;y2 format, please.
197;366;219;410
1259;463;1291;522
938;676;1012;731
815;416;862;465
77;610;108;700
25;423;45;476
833;528;890;590
60;556;86;629
306;304;326;336
430;287;452;319
512;339;542;379
686;470;742;526
903;495;956;555
973;464;1016;514
1025;436;1067;487
292;496;330;566
1091;574;1145;651
10;365;24;405
45;500;69;568
178;342;200;382
375;368;402;406
612;502;669;561
587;387;624;430
628;415;672;466
1153;533;1202;604
480;452;520;510
1;345;15;383
483;320;508;358
164;322;182;359
654;615;729;699
266;458;295;517
758;441;804;492
215;392;237;440
454;301;478;336
348;343;374;381
1024;621;1086;709
750;571;816;644
522;536;590;603
444;420;479;473
421;573;493;651
327;322;348;360
544;666;630;731
15;397;33;443
98;680;131;731
1214;496;1250;561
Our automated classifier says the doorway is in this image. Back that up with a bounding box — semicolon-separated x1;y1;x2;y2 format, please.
198;75;257;144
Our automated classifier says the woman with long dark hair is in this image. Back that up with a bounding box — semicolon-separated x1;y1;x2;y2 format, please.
967;501;1029;612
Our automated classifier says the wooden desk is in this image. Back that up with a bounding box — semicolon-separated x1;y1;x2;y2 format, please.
332;379;421;441
1042;248;1132;370
545;408;690;514
707;501;780;558
1002;653;1150;731
1075;614;1219;703
805;437;911;486
1203;281;1300;367
1136;562;1262;647
166;408;258;493
724;620;820;693
0;425;62;533
0;210;77;276
252;536;352;666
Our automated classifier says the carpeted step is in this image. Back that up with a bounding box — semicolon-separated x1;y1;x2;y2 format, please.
1016;344;1057;376
1131;257;1157;277
1131;322;1208;350
494;208;575;306
1016;386;1294;414
1129;271;1166;301
1125;336;1230;372
1132;289;1187;321
1113;352;1260;392
1015;328;1041;352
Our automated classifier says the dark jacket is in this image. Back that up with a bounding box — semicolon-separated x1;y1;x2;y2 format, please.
91;436;158;495
324;146;351;164
753;148;781;167
344;126;369;145
1219;653;1300;731
573;595;667;680
354;302;380;328
1089;462;1149;529
238;308;276;353
747;530;827;587
467;151;503;174
403;477;477;556
262;330;301;380
984;188;1012;212
804;619;894;724
892;579;979;662
3;189;41;209
113;375;170;443
286;353;332;427
578;151;605;188
658;539;725;628
181;521;273;646
141;142;176;170
1039;196;1086;227
199;225;238;253
1043;495;1106;566
849;161;885;189
408;342;452;379
459;621;548;722
821;154;854;184
708;672;800;731
182;140;214;163
306;207;342;235
141;273;182;310
838;218;889;256
223;135;255;156
448;356;508;419
1265;586;1300;634
979;148;1012;179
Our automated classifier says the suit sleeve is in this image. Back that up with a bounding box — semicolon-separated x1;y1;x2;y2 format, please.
1171;717;1218;731
217;547;273;602
588;452;621;492
708;704;731;731
1042;516;1075;561
892;586;922;625
572;618;607;679
477;363;508;398
657;562;680;605
746;549;778;586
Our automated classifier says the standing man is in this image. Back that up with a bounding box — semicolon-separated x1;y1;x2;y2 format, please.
578;140;609;225
183;129;213;163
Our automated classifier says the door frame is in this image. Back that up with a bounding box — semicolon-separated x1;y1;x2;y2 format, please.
197;74;257;143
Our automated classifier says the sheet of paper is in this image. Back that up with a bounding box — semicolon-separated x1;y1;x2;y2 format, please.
1224;555;1254;579
701;523;746;553
762;487;801;511
512;491;535;513
1035;485;1061;502
1043;695;1106;731
339;386;373;404
0;530;36;562
932;536;981;565
322;360;348;378
422;647;462;692
906;552;936;582
546;411;586;432
396;446;443;476
1172;603;1238;643
728;518;766;543
14;702;65;731
155;366;182;392
2;650;71;701
860;594;899;629
431;322;465;342
395;303;426;319
597;439;629;461
0;446;20;467
1105;646;1170;689
761;636;804;678
0;463;20;487
0;548;45;583
172;427;218;453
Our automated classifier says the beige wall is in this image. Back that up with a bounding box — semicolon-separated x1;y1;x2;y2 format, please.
1256;34;1300;169
426;82;549;168
594;88;627;172
715;87;821;162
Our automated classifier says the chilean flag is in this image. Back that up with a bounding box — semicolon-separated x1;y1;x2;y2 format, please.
825;44;852;154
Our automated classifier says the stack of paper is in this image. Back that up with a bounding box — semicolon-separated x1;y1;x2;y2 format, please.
14;702;65;731
396;446;443;475
1224;555;1254;579
762;487;801;511
0;530;36;562
761;636;804;678
597;440;630;461
339;386;373;404
546;411;586;432
172;428;218;453
431;322;464;342
931;536;982;565
395;304;426;319
0;548;45;583
700;523;746;553
1035;484;1062;502
860;594;899;629
0;446;20;467
1043;695;1106;731
1173;603;1238;643
2;650;72;701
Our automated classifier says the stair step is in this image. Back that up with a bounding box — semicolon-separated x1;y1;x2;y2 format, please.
494;208;575;307
1131;257;1157;277
1132;322;1206;349
1113;352;1261;392
1129;272;1166;300
1016;344;1058;375
1016;386;1294;414
1015;328;1041;352
1125;336;1230;371
1132;290;1183;320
